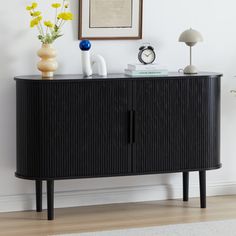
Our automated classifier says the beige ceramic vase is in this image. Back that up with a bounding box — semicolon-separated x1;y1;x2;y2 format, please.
37;44;58;79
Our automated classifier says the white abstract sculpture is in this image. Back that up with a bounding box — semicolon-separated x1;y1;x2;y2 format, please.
80;40;107;77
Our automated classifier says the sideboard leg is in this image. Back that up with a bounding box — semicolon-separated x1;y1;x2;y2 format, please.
36;180;42;212
183;172;189;202
47;180;54;220
199;171;206;208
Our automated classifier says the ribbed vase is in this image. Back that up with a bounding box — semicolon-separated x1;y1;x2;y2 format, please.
37;44;58;79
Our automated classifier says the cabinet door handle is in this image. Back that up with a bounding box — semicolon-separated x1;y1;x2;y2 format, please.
128;110;133;144
132;110;136;143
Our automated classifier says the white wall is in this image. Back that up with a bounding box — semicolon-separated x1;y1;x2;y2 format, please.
1;0;236;212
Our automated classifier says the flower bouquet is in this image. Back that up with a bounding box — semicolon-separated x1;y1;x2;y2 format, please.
26;1;73;78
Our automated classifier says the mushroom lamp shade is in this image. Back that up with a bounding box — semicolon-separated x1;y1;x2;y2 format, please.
179;28;203;74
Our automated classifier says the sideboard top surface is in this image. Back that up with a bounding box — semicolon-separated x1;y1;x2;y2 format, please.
14;72;222;82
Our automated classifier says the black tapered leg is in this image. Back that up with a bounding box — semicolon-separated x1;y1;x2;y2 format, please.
183;172;189;202
36;180;42;212
47;180;54;220
199;171;206;208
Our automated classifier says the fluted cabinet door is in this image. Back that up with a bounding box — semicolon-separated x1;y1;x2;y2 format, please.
16;80;132;179
133;78;221;174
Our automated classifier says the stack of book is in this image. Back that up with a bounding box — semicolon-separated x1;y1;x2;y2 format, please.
124;64;168;77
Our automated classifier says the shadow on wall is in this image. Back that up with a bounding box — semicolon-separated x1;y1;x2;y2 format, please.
123;174;175;201
157;174;174;200
0;12;22;171
70;0;79;41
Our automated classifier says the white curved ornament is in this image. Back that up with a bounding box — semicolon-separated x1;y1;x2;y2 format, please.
91;55;107;77
80;40;107;77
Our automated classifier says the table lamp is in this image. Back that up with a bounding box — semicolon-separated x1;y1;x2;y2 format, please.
179;28;203;74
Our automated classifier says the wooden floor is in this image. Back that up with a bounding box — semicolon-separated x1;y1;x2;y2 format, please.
0;195;236;236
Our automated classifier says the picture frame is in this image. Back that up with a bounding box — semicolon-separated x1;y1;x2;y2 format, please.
79;0;143;40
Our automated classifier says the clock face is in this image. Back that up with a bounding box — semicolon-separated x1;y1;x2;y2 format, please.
140;49;155;64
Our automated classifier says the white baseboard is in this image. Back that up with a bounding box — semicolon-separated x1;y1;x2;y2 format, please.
1;181;236;213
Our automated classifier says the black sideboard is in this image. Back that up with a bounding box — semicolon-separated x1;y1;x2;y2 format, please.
14;72;222;220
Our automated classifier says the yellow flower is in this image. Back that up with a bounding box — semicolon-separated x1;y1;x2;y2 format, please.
57;12;73;21
30;18;39;28
31;2;38;9
30;11;41;17
65;3;69;8
26;6;32;11
30;15;42;28
27;2;38;11
44;21;54;28
36;16;42;22
52;3;61;8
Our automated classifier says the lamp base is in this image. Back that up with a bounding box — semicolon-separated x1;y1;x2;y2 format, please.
184;65;198;74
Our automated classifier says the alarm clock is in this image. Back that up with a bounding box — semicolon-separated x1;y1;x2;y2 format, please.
138;45;156;65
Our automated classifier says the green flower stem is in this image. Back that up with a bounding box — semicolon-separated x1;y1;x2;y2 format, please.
60;0;65;14
32;8;44;36
61;20;66;28
58;19;64;30
39;22;44;37
36;25;42;36
55;9;58;25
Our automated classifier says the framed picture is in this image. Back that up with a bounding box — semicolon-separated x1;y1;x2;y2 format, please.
79;0;143;40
